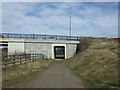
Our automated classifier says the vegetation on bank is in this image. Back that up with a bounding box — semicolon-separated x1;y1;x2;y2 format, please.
2;59;54;87
65;39;118;88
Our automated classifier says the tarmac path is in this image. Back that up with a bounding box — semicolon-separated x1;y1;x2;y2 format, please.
7;60;85;88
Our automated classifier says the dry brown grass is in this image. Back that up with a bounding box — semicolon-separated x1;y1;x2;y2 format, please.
65;39;118;88
2;59;54;87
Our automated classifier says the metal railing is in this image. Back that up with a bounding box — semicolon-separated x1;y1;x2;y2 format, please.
0;33;80;41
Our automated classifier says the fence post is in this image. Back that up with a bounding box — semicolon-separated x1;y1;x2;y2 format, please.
4;56;7;69
30;54;32;62
34;54;35;62
32;54;34;62
35;54;37;61
30;54;31;62
33;54;35;62
34;54;35;61
20;55;22;65
25;54;26;64
13;55;15;67
27;54;29;63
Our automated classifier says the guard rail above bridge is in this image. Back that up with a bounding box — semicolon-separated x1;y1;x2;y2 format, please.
0;33;80;41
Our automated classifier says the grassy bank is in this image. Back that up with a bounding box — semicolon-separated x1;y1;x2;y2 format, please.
65;39;118;88
2;59;54;87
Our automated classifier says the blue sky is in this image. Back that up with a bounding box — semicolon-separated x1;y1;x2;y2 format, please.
2;2;118;37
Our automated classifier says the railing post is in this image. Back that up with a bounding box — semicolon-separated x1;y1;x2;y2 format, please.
56;35;58;40
7;33;9;38
20;34;22;38
45;35;46;39
33;34;34;39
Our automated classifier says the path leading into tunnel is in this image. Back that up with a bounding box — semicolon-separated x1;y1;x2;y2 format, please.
8;60;85;88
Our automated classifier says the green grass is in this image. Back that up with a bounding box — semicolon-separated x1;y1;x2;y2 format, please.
2;59;54;88
65;39;118;88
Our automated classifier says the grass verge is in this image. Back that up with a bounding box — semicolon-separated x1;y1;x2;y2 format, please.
65;39;118;88
2;59;54;88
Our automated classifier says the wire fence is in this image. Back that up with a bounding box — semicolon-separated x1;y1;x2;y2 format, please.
0;33;80;41
2;54;44;70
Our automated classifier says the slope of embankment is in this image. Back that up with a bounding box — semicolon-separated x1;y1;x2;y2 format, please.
65;38;118;88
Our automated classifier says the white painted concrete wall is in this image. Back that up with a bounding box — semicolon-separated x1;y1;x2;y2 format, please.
66;44;77;58
25;43;52;59
1;38;80;59
8;42;24;55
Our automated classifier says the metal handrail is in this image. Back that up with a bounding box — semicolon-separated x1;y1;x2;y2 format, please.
0;33;80;41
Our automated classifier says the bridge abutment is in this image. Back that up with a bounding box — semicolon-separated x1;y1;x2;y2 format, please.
0;38;80;59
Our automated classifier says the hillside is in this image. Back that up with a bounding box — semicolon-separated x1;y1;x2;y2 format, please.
65;38;119;88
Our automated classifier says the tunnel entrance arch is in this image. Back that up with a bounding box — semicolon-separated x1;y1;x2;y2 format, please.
52;44;66;59
54;46;65;59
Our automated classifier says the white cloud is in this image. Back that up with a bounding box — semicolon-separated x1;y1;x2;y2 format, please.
2;2;118;38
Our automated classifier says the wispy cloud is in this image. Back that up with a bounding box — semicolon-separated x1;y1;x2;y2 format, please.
2;2;118;37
